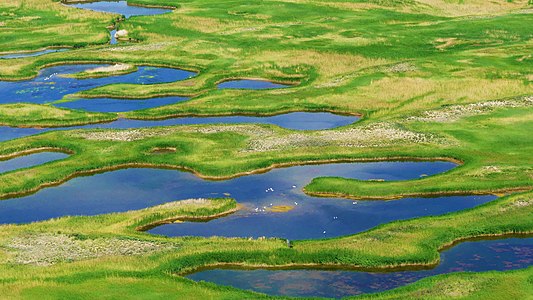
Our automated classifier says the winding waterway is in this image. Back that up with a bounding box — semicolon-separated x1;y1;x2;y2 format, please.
1;1;528;297
0;48;70;60
0;161;493;242
187;238;533;298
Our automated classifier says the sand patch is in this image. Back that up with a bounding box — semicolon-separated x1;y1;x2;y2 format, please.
266;205;295;213
85;63;132;74
409;96;533;123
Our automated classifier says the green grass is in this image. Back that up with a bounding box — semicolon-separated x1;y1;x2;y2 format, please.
0;0;112;53
352;267;533;300
0;0;532;298
305;106;533;199
0;103;117;127
1;0;530;119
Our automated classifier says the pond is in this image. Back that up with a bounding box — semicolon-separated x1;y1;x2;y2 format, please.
0;64;196;105
67;1;172;18
0;152;70;174
186;237;533;298
0;161;492;241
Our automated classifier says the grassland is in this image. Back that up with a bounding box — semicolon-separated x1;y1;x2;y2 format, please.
0;0;532;298
0;103;117;127
1;0;531;118
0;100;530;200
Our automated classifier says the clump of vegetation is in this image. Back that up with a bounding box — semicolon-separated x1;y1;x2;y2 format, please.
7;233;174;266
0;103;117;127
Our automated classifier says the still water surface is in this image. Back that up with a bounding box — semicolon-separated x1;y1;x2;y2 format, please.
187;238;533;298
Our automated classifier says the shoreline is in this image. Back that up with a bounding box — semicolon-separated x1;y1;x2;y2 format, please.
0;156;463;200
135;204;243;231
0;147;75;161
304;186;532;201
60;0;178;10
177;232;533;275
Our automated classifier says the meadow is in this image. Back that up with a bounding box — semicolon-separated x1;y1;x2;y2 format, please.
0;0;531;298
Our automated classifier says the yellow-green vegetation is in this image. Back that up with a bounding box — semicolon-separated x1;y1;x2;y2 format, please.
353;268;533;300
1;0;532;298
267;205;295;213
0;0;112;53
1;0;531;118
0;103;117;127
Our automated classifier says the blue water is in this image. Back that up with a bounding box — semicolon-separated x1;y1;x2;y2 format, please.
144;160;490;240
218;80;289;89
0;112;359;142
110;29;118;45
68;1;172;18
0;160;492;241
0;127;43;142
0;49;70;60
187;238;533;298
0;152;69;174
0;64;196;106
